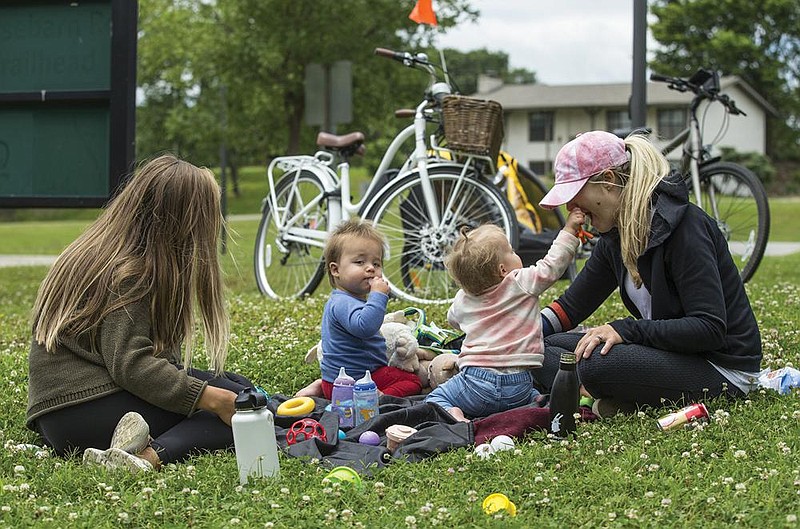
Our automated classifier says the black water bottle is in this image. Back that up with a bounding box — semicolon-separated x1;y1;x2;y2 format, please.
549;352;579;438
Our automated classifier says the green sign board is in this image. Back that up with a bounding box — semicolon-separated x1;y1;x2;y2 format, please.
0;0;136;208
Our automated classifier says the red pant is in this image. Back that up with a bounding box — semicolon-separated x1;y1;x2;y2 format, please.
322;366;422;399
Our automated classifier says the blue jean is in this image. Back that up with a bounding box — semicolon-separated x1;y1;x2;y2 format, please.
424;366;540;419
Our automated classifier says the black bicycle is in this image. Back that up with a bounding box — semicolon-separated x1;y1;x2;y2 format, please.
648;68;770;283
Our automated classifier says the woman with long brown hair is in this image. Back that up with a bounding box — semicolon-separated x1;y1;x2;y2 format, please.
27;154;252;472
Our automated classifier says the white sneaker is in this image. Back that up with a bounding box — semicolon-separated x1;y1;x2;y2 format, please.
83;447;153;473
110;412;150;454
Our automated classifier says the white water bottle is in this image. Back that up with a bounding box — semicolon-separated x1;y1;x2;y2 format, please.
231;388;280;484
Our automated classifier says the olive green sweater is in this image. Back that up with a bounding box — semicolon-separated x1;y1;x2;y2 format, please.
26;297;207;429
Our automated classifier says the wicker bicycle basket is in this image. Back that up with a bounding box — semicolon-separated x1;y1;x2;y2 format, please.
441;95;504;163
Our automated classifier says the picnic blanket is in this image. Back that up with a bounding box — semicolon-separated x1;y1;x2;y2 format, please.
269;394;595;474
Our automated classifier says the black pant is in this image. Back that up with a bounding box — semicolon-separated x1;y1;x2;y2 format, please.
532;333;745;407
34;369;253;464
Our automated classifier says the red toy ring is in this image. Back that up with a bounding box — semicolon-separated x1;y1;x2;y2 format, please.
286;418;327;445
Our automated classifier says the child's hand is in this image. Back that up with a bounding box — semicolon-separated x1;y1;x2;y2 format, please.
564;208;586;237
369;276;390;295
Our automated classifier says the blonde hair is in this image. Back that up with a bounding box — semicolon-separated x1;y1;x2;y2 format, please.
444;224;508;296
594;133;670;287
32;154;229;374
323;218;386;288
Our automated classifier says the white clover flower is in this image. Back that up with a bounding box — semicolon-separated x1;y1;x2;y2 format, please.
229;517;241;525
644;491;655;498
706;496;716;504
787;514;797;523
608;512;617;520
13;465;24;474
118;512;129;522
735;483;747;491
0;506;10;513
734;449;747;458
280;487;290;495
405;515;417;526
68;512;78;520
661;498;672;506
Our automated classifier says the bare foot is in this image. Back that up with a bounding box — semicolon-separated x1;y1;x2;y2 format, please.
137;446;162;471
295;379;324;398
448;406;470;423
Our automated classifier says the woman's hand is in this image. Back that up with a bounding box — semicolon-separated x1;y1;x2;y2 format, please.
575;324;623;360
197;385;238;426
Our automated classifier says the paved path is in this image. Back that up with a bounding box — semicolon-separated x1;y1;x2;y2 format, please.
2;242;799;269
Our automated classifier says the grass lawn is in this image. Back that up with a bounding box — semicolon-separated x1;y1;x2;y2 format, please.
0;234;799;525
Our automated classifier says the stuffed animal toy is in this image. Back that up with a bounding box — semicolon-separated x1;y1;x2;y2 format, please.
426;352;459;390
303;310;459;393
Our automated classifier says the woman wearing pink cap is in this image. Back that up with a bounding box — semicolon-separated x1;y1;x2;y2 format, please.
534;131;762;417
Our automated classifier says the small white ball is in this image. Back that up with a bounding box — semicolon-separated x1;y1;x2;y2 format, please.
489;435;515;452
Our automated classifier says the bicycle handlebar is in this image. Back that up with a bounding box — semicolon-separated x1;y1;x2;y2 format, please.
650;70;746;116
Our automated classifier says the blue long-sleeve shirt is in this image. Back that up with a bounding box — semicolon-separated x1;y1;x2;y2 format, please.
320;289;389;383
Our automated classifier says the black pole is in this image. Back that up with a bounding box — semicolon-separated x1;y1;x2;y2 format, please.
219;84;228;254
631;0;648;128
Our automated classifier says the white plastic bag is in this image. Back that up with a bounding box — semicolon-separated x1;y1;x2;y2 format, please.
757;367;800;395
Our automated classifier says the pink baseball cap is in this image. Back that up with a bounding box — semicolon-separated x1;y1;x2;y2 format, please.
539;131;629;209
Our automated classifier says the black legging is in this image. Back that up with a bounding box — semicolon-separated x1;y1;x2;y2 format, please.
531;333;745;408
34;369;253;464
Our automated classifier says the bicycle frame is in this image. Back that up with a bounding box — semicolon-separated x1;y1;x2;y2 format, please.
264;97;457;252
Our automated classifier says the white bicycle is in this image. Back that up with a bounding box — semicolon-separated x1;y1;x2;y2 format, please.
254;48;517;304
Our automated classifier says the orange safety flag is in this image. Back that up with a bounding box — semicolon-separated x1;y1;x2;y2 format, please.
409;0;438;26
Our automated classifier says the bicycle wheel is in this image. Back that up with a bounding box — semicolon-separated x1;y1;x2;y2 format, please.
696;161;770;283
363;166;518;304
254;171;326;298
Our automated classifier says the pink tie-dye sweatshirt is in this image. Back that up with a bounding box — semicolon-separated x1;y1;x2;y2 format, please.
448;230;579;370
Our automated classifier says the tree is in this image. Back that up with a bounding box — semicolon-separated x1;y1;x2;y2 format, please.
649;0;800;160
433;48;537;95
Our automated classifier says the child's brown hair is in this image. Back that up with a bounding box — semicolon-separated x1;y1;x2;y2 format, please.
444;224;508;296
323;218;386;287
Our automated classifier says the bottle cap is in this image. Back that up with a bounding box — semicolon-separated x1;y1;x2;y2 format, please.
234;387;268;410
334;367;355;385
559;352;576;364
354;370;377;390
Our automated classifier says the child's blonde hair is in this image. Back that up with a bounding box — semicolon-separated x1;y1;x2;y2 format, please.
444;224;508;296
323;218;386;287
32;154;230;374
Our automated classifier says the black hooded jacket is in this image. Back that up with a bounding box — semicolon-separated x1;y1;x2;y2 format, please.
545;172;762;372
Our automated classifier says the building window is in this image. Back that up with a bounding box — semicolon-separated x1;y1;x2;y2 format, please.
606;110;631;133
528;112;554;142
528;160;551;175
657;108;687;139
